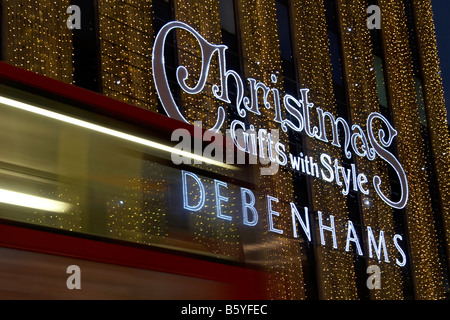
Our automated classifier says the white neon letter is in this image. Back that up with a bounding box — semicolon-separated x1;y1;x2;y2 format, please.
345;220;363;256
153;21;225;132
215;179;231;221
267;195;283;234
182;170;205;211
367;226;389;263
241;188;258;226
291;204;311;241
393;234;407;267
367;112;408;209
318;211;337;249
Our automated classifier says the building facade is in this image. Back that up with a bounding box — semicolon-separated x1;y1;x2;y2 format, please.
0;0;449;300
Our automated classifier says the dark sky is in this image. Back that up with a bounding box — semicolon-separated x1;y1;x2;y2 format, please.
432;0;450;124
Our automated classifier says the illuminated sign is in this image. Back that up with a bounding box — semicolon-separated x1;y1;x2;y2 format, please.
181;170;407;267
152;21;409;209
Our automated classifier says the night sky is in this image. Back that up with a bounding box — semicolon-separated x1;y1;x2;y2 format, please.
432;0;450;124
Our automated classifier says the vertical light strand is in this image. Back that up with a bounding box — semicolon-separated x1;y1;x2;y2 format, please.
4;0;78;232
291;0;357;300
98;0;157;111
4;0;73;83
337;0;403;299
98;1;168;246
173;0;242;260
379;0;445;299
174;0;222;130
238;0;305;300
107;162;169;246
412;0;450;274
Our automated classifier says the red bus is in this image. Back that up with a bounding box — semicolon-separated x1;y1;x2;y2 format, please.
0;62;267;300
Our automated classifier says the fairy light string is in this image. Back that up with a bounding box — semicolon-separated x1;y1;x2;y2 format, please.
379;0;444;299
290;0;358;299
97;0;169;247
4;0;73;83
412;0;450;278
1;0;449;301
174;0;222;130
238;0;305;300
337;0;403;299
98;0;157;111
174;0;242;260
3;0;81;232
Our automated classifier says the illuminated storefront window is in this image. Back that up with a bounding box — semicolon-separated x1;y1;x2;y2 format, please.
0;0;449;300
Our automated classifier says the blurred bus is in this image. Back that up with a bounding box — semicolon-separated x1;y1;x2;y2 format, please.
0;62;267;300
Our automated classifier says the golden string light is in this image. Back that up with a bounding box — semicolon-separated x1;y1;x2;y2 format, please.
291;0;358;300
4;0;77;231
175;0;223;130
174;0;242;260
337;0;403;300
379;0;445;299
1;0;449;301
238;0;305;300
98;0;168;249
98;0;157;111
4;0;73;83
107;162;169;246
412;0;450;277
